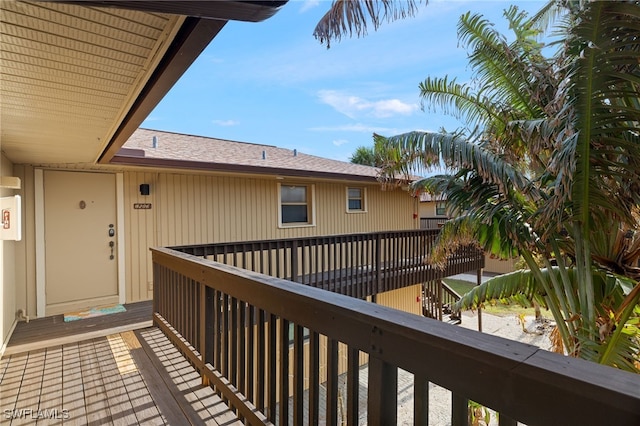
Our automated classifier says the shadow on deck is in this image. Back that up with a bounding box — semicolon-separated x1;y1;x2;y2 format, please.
1;326;240;425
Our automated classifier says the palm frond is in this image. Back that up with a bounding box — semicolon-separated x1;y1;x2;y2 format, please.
313;0;423;48
418;76;500;134
453;269;547;312
458;11;540;118
375;131;530;195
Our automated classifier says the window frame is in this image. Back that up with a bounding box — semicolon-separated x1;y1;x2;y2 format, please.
278;183;316;228
346;186;367;213
435;201;447;216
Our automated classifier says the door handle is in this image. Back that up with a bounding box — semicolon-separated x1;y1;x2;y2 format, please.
109;240;115;260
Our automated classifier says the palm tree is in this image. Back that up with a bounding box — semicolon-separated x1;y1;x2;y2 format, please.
313;0;424;48
374;2;640;371
350;145;380;166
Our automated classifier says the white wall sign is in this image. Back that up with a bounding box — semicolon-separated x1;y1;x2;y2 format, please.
1;195;22;241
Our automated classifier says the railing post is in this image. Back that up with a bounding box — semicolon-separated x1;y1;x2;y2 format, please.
200;284;213;386
452;392;469;426
477;268;483;332
499;414;518;426
414;374;429;426
375;233;382;294
367;355;397;425
291;239;299;283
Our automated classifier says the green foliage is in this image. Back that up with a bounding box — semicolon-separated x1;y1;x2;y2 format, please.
376;2;640;372
349;145;380;167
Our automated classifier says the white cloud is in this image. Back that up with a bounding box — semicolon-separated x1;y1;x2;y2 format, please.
309;123;394;133
299;0;320;13
212;119;239;127
332;139;349;146
317;90;418;119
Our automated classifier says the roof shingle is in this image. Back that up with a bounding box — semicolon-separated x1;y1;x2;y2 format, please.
119;128;384;181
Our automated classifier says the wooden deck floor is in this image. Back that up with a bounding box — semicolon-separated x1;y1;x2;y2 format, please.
4;301;153;356
0;328;241;425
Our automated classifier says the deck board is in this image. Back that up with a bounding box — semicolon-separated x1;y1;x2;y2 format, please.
5;301;153;355
93;337;139;425
1;327;238;425
1;351;28;419
62;343;88;425
12;349;46;426
139;328;242;425
36;346;63;426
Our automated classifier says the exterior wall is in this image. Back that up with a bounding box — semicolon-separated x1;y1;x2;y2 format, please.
484;256;518;274
124;171;417;302
1;153;17;353
376;284;422;316
15;166;419;312
418;200;447;219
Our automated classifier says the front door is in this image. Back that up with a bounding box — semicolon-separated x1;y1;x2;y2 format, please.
44;170;118;314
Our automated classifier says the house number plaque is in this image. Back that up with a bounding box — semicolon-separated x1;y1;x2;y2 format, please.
133;203;152;209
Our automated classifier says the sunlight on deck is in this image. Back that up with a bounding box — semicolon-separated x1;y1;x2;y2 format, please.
1;328;240;425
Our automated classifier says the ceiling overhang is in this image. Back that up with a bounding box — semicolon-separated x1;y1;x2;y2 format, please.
0;1;287;166
49;1;289;22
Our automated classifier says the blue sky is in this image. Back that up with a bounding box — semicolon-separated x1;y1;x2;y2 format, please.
143;0;546;162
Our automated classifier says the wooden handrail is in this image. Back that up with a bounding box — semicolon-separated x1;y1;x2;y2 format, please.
152;247;640;426
170;229;484;299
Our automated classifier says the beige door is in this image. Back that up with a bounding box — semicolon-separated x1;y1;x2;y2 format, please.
44;170;118;313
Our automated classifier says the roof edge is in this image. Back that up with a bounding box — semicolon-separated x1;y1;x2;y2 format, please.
97;17;226;164
43;1;288;22
110;155;383;183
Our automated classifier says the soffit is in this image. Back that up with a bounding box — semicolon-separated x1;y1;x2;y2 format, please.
0;1;186;165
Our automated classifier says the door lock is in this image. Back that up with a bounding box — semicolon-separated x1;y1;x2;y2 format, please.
108;224;115;237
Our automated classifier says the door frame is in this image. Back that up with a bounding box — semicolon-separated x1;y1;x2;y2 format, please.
35;169;126;317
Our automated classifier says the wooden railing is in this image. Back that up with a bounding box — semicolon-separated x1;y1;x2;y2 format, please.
423;280;462;322
152;248;640;426
171;229;483;300
420;216;449;229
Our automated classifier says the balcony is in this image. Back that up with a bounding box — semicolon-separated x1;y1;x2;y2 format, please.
2;230;638;425
154;230;639;425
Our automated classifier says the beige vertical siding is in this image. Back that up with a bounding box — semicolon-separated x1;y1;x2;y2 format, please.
376;284;423;316
1;154;17;349
124;172;418;302
484;256;517;274
16;166;420;307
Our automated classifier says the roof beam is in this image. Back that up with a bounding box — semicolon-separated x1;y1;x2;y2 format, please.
98;17;226;164
40;1;288;22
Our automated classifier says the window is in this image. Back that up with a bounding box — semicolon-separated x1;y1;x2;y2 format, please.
347;187;366;213
279;184;314;226
436;201;447;216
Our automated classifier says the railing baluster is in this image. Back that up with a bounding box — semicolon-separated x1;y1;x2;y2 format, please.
256;308;266;411
230;297;238;389
368;356;397;425
279;318;290;425
499;413;518;426
214;290;221;375
247;304;255;404
239;300;246;397
326;338;339;426
268;313;277;423
293;325;304;426
308;331;320;426
452;392;469;426
221;293;229;379
414;374;429;426
346;346;359;426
